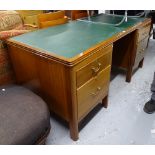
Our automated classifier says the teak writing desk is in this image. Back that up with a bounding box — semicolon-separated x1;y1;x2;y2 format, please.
7;14;151;140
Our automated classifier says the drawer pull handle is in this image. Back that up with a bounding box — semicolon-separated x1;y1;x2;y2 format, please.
91;63;101;74
91;92;98;96
97;86;101;91
90;86;101;96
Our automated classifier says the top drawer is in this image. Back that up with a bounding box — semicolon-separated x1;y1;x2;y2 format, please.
138;23;151;42
76;45;112;88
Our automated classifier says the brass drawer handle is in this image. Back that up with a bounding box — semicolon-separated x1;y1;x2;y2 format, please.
91;92;98;96
90;86;101;96
97;86;101;91
140;48;145;53
91;62;101;75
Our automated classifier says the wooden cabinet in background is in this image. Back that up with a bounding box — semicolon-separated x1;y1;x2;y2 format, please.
16;10;43;26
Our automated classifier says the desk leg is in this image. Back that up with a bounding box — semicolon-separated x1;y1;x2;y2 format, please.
69;99;79;141
126;67;133;83
69;121;79;141
102;95;108;108
138;58;144;68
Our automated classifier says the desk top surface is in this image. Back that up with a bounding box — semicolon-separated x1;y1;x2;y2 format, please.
10;14;147;59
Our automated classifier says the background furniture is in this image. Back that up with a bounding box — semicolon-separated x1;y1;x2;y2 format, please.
0;10;24;86
37;11;68;28
6;14;151;140
147;10;155;39
0;10;37;86
16;10;43;27
110;10;144;16
0;85;50;145
65;10;98;20
70;10;88;20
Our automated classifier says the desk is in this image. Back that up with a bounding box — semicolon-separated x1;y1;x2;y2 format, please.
7;14;151;140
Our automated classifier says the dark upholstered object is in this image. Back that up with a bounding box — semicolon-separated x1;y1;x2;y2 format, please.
0;85;50;145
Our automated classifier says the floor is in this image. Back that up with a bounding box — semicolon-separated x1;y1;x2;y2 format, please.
46;39;155;145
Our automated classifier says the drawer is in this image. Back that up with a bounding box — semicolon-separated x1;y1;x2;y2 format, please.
137;36;148;53
76;46;112;88
138;24;151;42
134;52;144;69
77;66;111;120
134;37;148;66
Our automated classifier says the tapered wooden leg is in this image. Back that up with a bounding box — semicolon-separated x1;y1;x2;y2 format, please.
126;67;133;83
138;58;144;68
69;121;79;141
102;95;108;108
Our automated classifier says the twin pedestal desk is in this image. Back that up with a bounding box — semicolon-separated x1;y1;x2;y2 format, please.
7;14;151;140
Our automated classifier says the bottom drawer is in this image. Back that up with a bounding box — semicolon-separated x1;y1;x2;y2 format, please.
77;65;111;120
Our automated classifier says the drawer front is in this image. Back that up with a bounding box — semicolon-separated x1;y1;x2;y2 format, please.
77;66;111;120
76;46;112;88
137;36;148;53
138;24;151;42
135;37;148;66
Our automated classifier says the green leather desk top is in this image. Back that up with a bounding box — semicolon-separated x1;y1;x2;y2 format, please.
10;14;147;59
